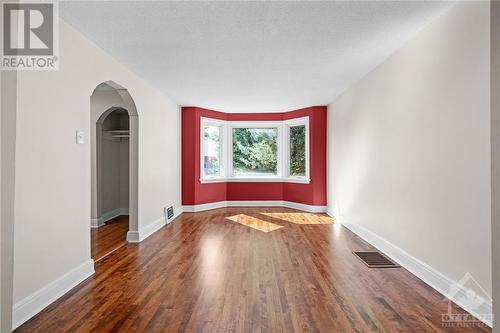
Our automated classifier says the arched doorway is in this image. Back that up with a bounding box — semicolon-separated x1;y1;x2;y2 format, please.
90;81;139;260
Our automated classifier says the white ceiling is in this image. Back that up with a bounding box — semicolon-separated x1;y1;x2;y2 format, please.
61;1;454;112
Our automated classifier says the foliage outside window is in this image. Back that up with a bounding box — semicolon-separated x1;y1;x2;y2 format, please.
203;126;220;176
232;128;278;175
289;125;306;176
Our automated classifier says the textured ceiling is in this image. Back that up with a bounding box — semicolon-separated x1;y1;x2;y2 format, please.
61;1;454;112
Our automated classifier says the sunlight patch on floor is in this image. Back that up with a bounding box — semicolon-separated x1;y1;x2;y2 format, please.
226;214;284;232
261;212;333;225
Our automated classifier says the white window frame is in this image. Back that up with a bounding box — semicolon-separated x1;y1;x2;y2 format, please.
200;117;226;181
199;116;310;184
228;121;283;180
283;116;310;183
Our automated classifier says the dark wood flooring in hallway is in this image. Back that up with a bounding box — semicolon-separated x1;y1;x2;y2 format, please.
16;208;490;332
91;215;128;262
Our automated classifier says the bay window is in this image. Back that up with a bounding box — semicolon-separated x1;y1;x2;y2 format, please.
200;116;309;183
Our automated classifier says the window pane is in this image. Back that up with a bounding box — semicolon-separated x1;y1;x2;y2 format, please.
203;126;220;176
233;128;278;176
290;125;306;176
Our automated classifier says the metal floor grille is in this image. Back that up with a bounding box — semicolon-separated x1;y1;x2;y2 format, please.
353;251;399;268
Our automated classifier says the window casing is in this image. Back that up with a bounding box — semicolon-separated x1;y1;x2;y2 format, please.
200;116;309;183
232;127;279;176
229;121;282;179
283;117;310;181
200;118;226;181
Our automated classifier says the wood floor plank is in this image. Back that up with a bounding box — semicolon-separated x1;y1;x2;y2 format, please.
16;208;491;333
91;215;128;261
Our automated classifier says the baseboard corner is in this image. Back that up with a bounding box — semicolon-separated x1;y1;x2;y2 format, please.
127;230;140;243
90;217;104;228
128;216;169;243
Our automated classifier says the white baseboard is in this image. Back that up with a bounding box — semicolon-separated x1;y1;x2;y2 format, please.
336;216;492;328
127;206;183;243
326;207;335;218
183;201;226;212
12;259;95;330
183;201;327;213
91;208;129;228
90;217;104;228
281;201;326;213
127;217;163;243
126;230;140;243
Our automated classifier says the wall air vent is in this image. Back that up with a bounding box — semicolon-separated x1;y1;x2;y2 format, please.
167;206;174;219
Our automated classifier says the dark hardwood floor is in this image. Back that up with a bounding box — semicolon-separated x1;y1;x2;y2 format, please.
91;215;128;262
17;208;490;332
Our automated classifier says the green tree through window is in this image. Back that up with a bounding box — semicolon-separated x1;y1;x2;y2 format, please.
232;128;277;175
290;125;306;176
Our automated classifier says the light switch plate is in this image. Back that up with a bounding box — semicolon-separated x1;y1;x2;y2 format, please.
76;130;85;144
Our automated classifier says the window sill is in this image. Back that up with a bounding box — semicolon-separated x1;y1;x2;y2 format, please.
199;177;310;184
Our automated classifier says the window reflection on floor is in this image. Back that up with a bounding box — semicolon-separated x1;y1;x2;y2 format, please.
226;212;333;232
226;214;283;232
261;212;333;225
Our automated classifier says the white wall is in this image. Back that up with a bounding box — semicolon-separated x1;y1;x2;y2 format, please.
491;2;500;331
1;66;17;333
13;17;181;316
329;0;491;298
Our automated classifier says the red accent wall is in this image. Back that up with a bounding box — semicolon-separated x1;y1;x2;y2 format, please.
181;106;327;206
